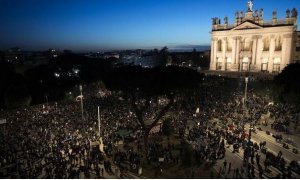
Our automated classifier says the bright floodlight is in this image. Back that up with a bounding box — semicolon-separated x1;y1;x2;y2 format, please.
54;72;60;77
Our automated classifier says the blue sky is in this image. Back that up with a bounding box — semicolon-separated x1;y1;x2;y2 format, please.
0;0;299;51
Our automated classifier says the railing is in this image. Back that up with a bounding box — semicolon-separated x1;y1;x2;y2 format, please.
261;19;294;26
213;18;295;31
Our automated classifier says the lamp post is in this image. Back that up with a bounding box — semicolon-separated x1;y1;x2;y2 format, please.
244;77;248;108
45;95;49;109
98;106;101;137
244;77;252;141
79;85;84;121
244;76;251;178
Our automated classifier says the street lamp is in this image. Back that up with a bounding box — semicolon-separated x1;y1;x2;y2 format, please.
244;77;248;107
98;106;101;137
79;85;84;121
243;76;252;178
45;95;49;109
244;77;252;141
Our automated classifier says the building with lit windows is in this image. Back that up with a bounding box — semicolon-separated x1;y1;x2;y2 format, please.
210;1;299;73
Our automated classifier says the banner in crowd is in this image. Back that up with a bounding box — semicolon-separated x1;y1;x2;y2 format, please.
150;123;161;134
0;119;6;124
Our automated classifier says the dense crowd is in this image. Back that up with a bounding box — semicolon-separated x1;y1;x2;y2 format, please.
0;75;299;178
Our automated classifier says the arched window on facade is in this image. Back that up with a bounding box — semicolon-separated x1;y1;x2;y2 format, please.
216;58;222;70
261;58;268;72
275;36;282;51
273;57;281;72
218;40;222;51
227;39;232;52
242;57;249;71
263;38;270;51
243;38;253;51
225;57;232;71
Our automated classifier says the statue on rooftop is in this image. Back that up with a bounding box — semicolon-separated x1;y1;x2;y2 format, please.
240;11;244;18
235;11;239;19
259;8;264;18
224;16;228;24
255;10;259;18
291;8;298;18
248;0;253;12
212;18;216;25
272;10;277;19
286;9;290;18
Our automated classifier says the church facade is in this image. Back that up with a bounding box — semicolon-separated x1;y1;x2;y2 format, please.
210;1;299;73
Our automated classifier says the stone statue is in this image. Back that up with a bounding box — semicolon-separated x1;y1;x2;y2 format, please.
240;11;243;18
259;8;264;18
212;18;216;25
292;8;298;18
272;10;277;19
235;11;239;19
286;9;290;18
255;10;259;18
248;0;253;12
224;16;228;24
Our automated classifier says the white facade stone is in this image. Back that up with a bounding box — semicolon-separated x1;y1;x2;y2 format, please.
210;2;298;73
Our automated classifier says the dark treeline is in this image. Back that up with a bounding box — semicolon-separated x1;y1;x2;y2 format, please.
0;52;204;110
0;53;113;109
273;63;300;108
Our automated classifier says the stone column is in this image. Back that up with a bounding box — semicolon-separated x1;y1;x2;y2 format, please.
281;34;293;71
236;37;241;71
210;39;214;70
268;35;276;72
231;37;237;69
222;37;227;70
251;36;258;71
252;36;258;64
255;36;263;70
210;38;218;70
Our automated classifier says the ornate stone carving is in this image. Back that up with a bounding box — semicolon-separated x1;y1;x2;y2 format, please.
270;34;276;39
252;35;262;39
283;34;292;38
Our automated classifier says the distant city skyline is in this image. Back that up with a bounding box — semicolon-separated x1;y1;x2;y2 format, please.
0;0;299;51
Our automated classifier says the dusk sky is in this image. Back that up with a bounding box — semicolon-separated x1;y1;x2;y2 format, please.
0;0;299;51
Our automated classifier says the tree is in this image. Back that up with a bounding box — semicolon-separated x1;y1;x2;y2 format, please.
4;74;31;109
105;66;203;152
166;56;172;66
181;142;194;166
162;118;173;138
159;46;169;66
0;61;15;108
273;63;300;108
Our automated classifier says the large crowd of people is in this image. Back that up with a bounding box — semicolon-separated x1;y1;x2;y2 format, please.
0;75;299;178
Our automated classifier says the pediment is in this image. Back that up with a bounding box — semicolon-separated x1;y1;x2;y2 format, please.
231;21;263;31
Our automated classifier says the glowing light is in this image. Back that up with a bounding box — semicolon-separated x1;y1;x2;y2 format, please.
54;72;60;77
